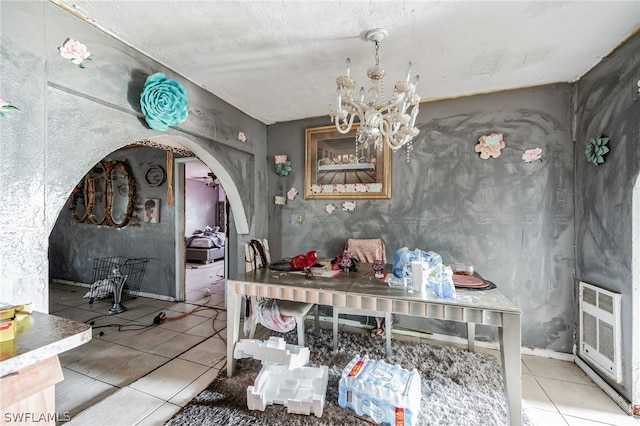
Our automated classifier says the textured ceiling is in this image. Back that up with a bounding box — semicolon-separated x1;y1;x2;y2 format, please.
56;1;639;125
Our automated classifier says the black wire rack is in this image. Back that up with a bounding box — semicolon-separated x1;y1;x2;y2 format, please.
89;256;148;314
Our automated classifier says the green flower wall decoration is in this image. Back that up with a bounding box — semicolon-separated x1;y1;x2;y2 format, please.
585;136;609;165
274;155;292;176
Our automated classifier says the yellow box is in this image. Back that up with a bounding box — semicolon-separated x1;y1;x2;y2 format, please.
0;307;15;321
0;318;16;342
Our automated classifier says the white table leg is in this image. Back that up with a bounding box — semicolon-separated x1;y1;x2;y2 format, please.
333;309;339;351
499;313;522;426
226;281;241;377
467;322;476;352
385;312;392;358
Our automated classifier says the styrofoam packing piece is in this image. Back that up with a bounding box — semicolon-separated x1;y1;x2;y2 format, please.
233;337;328;417
247;364;329;417
234;336;309;369
339;355;421;426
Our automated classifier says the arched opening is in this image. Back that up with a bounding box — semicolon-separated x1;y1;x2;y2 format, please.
48;134;249;310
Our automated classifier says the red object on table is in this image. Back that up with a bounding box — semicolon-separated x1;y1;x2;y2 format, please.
289;250;317;270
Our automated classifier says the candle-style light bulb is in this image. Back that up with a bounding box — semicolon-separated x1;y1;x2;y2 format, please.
335;88;342;108
398;92;407;113
345;58;351;77
412;74;420;86
409;105;419;128
359;87;365;102
405;61;412;82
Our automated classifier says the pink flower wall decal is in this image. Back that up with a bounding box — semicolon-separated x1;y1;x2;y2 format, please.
287;187;297;200
59;39;91;68
325;203;336;214
237;131;246;142
522;148;543;163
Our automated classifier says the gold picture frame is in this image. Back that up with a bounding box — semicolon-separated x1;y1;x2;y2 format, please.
304;124;391;200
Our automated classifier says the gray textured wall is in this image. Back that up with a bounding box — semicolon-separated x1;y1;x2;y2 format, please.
1;1;268;311
268;84;576;352
574;32;640;403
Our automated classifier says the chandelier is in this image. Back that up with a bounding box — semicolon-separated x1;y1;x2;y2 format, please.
329;28;421;162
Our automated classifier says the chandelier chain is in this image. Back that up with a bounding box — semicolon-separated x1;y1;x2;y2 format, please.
374;41;380;67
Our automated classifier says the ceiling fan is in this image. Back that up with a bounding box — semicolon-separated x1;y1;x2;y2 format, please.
189;172;221;189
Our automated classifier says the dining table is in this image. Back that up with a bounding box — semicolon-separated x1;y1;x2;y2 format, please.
225;264;522;426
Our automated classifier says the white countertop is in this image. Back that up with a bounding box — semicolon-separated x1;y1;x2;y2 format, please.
0;311;92;377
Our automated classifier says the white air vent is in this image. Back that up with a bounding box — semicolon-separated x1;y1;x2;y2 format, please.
579;281;622;383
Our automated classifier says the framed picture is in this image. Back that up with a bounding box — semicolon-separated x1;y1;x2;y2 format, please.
144;198;160;223
304;124;391;199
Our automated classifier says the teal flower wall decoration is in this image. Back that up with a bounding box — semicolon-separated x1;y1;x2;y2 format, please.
585;136;609;165
140;73;189;131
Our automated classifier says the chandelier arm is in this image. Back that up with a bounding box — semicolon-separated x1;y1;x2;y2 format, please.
334;113;356;134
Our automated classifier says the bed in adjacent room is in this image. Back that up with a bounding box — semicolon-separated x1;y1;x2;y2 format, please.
186;226;225;263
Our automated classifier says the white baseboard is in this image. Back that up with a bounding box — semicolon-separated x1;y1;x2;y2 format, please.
327;315;574;361
50;279;176;302
575;356;633;415
52;278;91;288
134;290;175;302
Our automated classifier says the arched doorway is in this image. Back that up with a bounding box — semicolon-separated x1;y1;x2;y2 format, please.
48;134;249;306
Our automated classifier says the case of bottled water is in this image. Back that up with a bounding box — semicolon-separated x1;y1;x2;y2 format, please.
338;355;421;426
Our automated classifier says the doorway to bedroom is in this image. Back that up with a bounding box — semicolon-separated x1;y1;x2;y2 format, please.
183;160;227;303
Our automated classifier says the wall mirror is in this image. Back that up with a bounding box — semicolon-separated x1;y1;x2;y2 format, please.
86;162;107;225
69;160;137;227
106;160;137;227
69;175;89;222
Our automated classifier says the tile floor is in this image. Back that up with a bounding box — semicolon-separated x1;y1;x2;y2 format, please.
48;262;639;426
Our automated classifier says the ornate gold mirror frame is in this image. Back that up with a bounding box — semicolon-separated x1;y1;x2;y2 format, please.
69;160;138;227
105;160;138;227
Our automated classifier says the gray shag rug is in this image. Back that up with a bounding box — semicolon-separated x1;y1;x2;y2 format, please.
166;328;531;426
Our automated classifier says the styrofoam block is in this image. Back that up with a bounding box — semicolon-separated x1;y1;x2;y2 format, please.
247;363;329;418
234;337;310;369
338;356;421;426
